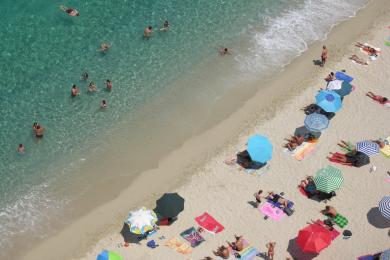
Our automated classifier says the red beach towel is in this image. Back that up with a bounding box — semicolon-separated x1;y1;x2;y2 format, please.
195;212;224;234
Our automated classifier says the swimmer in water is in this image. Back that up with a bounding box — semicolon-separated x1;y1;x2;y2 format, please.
98;43;111;52
60;5;79;16
160;20;170;31
17;144;25;153
105;79;112;91
219;47;230;55
34;125;44;138
144;26;153;38
88;82;98;92
100;100;107;108
32;122;38;131
71;84;80;97
81;71;88;81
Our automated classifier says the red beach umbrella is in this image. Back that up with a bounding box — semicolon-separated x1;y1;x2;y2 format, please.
296;224;332;253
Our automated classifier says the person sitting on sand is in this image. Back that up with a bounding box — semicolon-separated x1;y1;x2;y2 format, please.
219;47;230;56
17;144;25;154
267;192;289;208
98;43;111;52
213;245;230;259
325;72;336;82
60;5;79;16
227;235;245;252
355;42;377;56
88;82;98;92
349;55;368;65
266;242;276;260
71;84;80;97
372;139;386;149
224;150;252;170
366;91;390;105
337;140;356;153
327;150;370;168
144;26;153;38
253;190;264;208
321;205;337;218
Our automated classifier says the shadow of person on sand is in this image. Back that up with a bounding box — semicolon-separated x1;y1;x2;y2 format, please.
287;238;318;260
313;59;323;66
367;207;390;229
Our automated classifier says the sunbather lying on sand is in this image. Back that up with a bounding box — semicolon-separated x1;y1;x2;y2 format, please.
227;235;245;251
325;72;336;82
253;190;265;208
372;139;386;148
299;176;314;189
284;135;305;151
213;245;230;259
224;150;252;169
321;205;338;218
355;42;378;56
327;151;370;167
349;55;368;65
337;140;356;152
366;91;390;105
267;192;289;208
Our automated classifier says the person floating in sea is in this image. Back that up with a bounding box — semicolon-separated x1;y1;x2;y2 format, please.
100;100;107;109
320;45;327;67
60;5;79;16
17;144;25;154
81;71;89;81
98;43;111;52
219;47;230;56
105;79;112;91
144;26;153;38
88;82;98;93
160;20;170;31
71;84;80;97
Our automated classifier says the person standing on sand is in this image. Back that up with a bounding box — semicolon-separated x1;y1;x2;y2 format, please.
320;45;328;67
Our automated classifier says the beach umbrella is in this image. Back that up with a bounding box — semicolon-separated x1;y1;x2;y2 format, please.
313;165;343;193
97;250;123;260
247;135;273;163
356;140;380;157
125;207;157;235
378;196;390;220
381;248;390;260
304;113;329;132
334;82;353;97
315;90;342;112
154;193;185;218
297;224;331;253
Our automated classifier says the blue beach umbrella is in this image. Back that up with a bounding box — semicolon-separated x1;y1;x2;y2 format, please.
315;90;342;112
97;250;123;260
334;82;353;97
304;113;329;132
378;196;390;220
356;140;380;157
381;248;390;260
247;135;273;163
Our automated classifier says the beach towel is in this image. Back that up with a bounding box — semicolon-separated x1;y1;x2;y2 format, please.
380;137;390;158
322;213;348;228
180;227;205;248
360;43;381;60
327;79;343;90
237;246;259;260
385;41;390;47
164;237;192;254
260;202;286;221
335;72;353;83
284;141;317;161
195;212;224;234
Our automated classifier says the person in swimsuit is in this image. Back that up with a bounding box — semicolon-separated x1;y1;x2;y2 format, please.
213;245;230;259
219;47;230;55
100;100;107;108
105;79;112;91
349;55;368;65
161;20;170;31
266;242;276;260
325;72;336;82
144;26;153;38
355;42;377;56
267;192;288;208
35;125;44;138
32;122;38;132
60;5;79;16
71;84;80;97
366;91;389;105
321;205;337;218
17;144;25;153
98;43;111;52
320;45;327;67
227;235;245;251
81;71;89;81
253;190;264;208
88;82;98;92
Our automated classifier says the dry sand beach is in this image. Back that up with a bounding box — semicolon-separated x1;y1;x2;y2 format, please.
23;0;390;259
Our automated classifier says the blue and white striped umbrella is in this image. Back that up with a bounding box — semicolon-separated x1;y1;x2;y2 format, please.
380;248;390;260
379;196;390;220
304;113;329;132
356;141;380;156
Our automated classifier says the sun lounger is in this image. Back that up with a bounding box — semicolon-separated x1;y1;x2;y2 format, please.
195;212;224;234
260;202;286;221
180;227;205;248
335;72;353;83
164;237;192;254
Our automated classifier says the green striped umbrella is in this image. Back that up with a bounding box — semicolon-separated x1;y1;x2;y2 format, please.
313;165;343;193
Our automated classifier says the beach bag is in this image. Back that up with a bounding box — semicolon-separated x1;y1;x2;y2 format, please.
283;207;294;216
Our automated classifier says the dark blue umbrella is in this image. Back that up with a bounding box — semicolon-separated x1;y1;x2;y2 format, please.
154;193;185;218
334;82;353;97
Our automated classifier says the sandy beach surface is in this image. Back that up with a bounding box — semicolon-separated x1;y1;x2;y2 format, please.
23;0;390;259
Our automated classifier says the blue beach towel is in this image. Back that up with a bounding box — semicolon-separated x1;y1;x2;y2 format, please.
335;72;353;83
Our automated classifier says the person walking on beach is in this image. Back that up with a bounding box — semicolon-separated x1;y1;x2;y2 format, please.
144;26;153;38
71;84;80;97
320;45;328;67
105;79;112;91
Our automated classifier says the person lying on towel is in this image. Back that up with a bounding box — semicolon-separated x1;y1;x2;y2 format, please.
266;192;289;208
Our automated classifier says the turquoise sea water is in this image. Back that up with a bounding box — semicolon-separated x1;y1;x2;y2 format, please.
0;0;368;256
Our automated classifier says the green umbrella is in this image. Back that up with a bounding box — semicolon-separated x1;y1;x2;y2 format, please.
313;165;343;193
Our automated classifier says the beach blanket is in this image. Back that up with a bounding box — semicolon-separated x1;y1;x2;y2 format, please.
164;237;192;254
380;137;390;158
327;79;343;90
335;72;353;83
283;141;317;161
238;246;259;260
180;227;205;248
195;212;224;234
323;213;348;228
260;202;286;221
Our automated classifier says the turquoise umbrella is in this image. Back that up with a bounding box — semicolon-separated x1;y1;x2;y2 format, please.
247;135;273;163
315;90;342;112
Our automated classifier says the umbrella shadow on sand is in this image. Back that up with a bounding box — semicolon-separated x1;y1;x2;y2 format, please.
120;223;142;244
367;207;390;229
294;126;321;140
287;238;318;260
